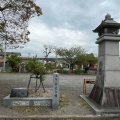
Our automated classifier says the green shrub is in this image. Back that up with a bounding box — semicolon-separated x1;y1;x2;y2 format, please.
57;69;63;73
59;94;69;108
45;63;53;71
7;54;22;72
73;70;85;74
25;57;46;81
62;70;69;74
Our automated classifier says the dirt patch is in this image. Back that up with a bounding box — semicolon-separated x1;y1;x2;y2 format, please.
28;88;52;98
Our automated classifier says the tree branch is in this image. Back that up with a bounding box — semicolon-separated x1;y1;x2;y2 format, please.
0;0;12;11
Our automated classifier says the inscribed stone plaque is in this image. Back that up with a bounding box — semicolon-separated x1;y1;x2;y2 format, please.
10;88;28;97
99;61;102;75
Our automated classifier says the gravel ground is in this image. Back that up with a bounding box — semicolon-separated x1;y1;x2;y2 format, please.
0;73;96;117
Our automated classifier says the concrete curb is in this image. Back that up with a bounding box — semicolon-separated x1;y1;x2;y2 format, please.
0;115;120;120
80;95;120;116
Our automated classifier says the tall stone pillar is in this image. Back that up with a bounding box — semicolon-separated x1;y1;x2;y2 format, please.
89;14;120;108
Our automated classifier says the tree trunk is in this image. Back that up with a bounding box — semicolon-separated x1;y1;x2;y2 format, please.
70;64;74;72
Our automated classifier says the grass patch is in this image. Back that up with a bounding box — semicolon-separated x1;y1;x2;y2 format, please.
7;106;48;113
59;94;70;108
79;99;90;108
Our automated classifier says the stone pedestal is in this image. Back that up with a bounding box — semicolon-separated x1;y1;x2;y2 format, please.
80;14;120;115
80;34;120;115
89;34;120;107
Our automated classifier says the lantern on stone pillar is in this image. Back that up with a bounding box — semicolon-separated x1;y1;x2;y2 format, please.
93;13;120;36
81;14;120;115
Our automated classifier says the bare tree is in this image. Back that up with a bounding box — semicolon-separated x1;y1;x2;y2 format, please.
43;45;56;62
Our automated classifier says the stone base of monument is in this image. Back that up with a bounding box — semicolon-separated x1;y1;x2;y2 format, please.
3;88;52;107
3;95;52;106
3;73;60;109
80;95;120;115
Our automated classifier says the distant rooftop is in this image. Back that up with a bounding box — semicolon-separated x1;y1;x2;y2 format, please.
0;52;21;56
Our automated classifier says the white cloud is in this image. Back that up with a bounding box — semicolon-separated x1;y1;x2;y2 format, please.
12;20;87;57
8;19;98;57
7;0;120;57
100;1;111;7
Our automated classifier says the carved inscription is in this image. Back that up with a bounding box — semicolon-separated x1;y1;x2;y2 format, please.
12;100;51;106
99;61;102;75
12;101;29;106
34;101;51;106
54;76;58;98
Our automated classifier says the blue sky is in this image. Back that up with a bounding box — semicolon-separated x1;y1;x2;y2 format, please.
9;0;120;57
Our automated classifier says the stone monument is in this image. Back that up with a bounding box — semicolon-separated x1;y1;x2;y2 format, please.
52;73;60;109
81;14;120;115
3;73;60;109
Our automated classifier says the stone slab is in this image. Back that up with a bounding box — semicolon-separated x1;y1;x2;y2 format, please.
96;34;120;44
3;95;52;106
10;88;28;97
80;95;120;115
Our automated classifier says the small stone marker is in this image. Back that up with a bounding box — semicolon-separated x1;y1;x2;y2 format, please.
52;73;59;109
